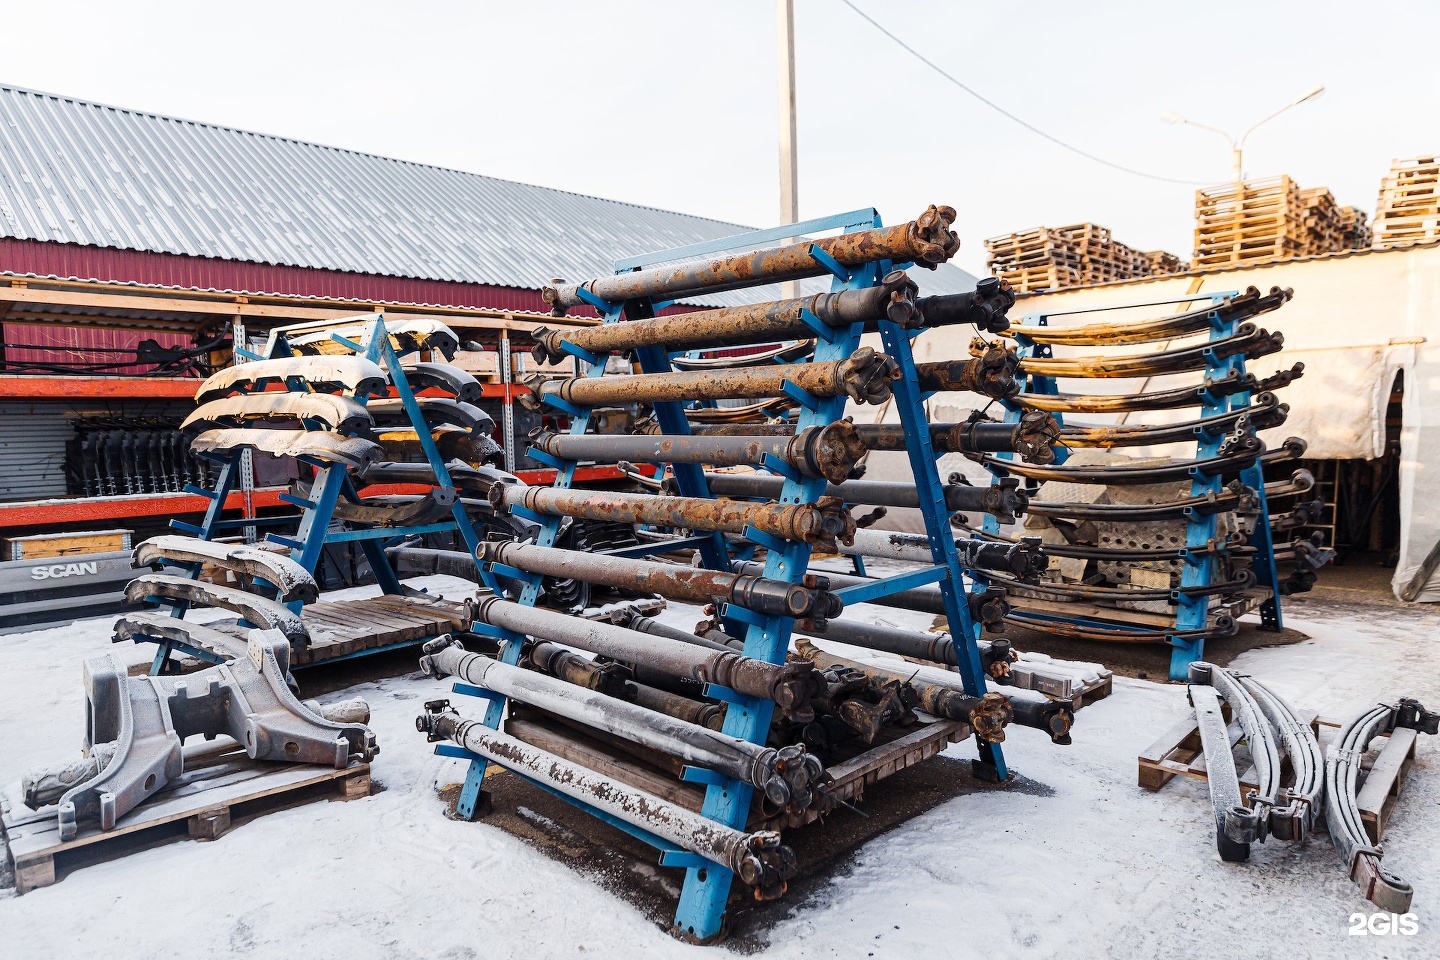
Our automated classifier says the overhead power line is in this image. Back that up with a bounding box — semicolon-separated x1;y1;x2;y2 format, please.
838;0;1209;187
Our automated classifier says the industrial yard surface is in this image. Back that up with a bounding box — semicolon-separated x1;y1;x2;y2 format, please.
2;573;1435;960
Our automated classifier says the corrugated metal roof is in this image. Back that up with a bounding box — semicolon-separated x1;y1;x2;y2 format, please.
0;84;976;301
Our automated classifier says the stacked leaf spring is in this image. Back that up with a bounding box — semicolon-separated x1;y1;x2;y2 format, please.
413;206;1083;942
966;287;1332;681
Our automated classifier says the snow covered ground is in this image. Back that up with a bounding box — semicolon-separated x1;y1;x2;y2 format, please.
2;577;1437;959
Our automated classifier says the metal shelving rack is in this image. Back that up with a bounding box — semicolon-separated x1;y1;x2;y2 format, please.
983;292;1284;680
440;209;1006;942
136;314;499;674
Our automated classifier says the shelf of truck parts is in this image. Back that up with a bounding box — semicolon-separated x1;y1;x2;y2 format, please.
0;472;624;527
0;375;201;400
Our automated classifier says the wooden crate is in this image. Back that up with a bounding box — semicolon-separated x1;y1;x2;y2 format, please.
3;529;133;561
2;741;371;894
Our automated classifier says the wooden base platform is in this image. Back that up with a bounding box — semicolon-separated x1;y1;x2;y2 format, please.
297;594;470;664
2;740;370;894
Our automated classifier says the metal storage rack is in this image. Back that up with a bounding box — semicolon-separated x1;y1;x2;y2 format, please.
982;292;1286;680
438;208;1009;942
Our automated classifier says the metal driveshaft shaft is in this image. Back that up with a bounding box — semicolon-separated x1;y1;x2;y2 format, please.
698;471;1028;523
468;594;822;720
416;701;797;899
477;540;844;620
488;483;857;551
530;273;1018;362
418;637;825;810
915;340;1023;399
523;346;900;409
529;420;869;484
541;204;961;315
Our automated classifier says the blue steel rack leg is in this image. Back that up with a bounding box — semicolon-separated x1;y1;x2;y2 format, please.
878;320;1008;781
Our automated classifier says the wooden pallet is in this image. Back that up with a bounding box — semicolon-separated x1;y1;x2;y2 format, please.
3;528;133;561
1314;717;1418;844
2;741;370;894
297;594;470;664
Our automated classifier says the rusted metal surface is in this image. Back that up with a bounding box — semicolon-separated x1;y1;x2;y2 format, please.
1016;363;1304;414
974;432;1299;485
470;594;822;721
189;428;383;471
914;339;1022;399
480;541;843;619
181;393;374;435
532;271;919;361
330;488;458;527
698;471;1028;522
685;398;797;423
375;426;504;467
542;205;959;315
670;341;815;370
133;535;319;603
287;318;460;360
417;701;796;898
854;412;1060;464
525;346;899;409
1024;475;1291;523
366;397;495;433
419;637;826;811
794;640;1012;742
1061;392;1287;448
622;610;745;652
527;640;633;697
531;420;867;483
1005;286;1291;347
630;682;727;731
1018;323;1284;380
492;484;856;551
194;355;389;405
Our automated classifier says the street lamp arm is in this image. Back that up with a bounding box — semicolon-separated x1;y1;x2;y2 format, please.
1178;119;1236;146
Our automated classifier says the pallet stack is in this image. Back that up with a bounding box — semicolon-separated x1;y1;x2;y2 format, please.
985;223;1177;292
1145;250;1188;275
1373;156;1440;248
1299;187;1346;255
1193;176;1307;268
1338;206;1372;250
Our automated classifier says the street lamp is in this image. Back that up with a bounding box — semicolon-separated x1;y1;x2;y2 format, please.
1163;86;1325;183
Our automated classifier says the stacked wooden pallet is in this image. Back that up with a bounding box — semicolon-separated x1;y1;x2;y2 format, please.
1144;250;1188;275
1338;206;1371;249
1193;176;1307;267
1299;187;1346;255
985;223;1176;292
1374;156;1440;247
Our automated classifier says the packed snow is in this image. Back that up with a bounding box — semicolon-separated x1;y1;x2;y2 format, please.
2;576;1437;959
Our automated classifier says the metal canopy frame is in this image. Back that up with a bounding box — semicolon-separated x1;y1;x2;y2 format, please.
985;293;1284;680
135;314;495;673
440;210;1006;942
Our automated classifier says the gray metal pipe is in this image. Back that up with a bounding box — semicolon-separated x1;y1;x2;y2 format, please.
837;528;1047;580
416;701;796;897
419;637;821;809
471;594;821;721
541;205;959;314
698;471;1028;524
479;541;842;620
530;420;868;483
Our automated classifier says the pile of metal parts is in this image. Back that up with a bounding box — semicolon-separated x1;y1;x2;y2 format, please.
66;418;208;497
403;205;1095;943
19;629;376;840
961;286;1333;679
1186;662;1436;912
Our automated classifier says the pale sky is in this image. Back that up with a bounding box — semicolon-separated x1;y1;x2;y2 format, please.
3;0;1436;277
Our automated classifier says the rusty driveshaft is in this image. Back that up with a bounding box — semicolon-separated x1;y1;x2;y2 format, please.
794;639;1012;742
489;483;856;551
417;700;796;898
478;541;843;620
530;420;867;483
915;340;1023;399
698;472;1028;524
531;273;1018;363
542;205;960;315
419;637;825;810
469;594;821;720
524;346;898;409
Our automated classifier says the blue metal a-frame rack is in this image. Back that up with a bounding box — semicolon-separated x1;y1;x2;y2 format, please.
440;209;1007;942
139;314;499;674
983;293;1284;681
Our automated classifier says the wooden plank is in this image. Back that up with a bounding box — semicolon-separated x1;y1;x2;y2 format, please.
1357;726;1417;844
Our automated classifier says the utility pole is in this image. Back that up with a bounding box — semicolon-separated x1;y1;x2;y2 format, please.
777;0;800;298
